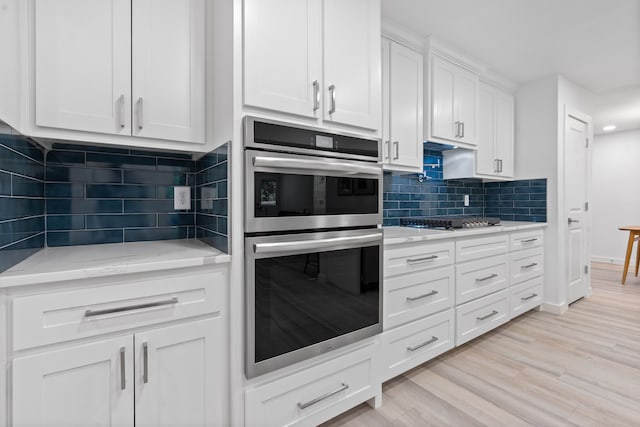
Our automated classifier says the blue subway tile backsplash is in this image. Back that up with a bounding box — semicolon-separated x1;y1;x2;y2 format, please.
195;143;229;253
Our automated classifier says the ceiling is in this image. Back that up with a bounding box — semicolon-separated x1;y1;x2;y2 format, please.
381;0;640;133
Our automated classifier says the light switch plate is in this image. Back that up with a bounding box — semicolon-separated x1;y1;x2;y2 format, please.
464;194;470;206
174;186;191;210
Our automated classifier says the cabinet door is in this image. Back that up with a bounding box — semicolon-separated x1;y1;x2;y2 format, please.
430;55;456;141
135;318;223;427
243;0;322;119
34;0;131;135
13;336;134;427
388;42;423;171
494;91;514;177
454;67;478;146
323;0;381;130
476;82;496;175
132;0;205;143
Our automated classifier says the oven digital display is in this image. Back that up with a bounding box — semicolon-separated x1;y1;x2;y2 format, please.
315;135;334;149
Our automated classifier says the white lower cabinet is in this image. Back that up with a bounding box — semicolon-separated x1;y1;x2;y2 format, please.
455;254;508;305
245;343;379;427
455;289;510;345
510;277;544;319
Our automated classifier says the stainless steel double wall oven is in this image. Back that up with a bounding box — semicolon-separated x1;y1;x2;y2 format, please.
244;117;383;378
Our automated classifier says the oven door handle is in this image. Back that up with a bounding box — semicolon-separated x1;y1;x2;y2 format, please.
253;233;381;254
253;156;381;176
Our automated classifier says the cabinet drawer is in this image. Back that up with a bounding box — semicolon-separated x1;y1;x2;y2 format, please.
384;241;454;277
510;229;544;251
455;289;509;345
381;309;454;382
510;277;543;319
385;265;453;330
455;234;508;263
510;247;544;285
456;255;508;304
245;344;378;427
12;268;225;351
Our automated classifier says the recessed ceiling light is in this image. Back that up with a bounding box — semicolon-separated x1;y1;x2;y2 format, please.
603;125;616;131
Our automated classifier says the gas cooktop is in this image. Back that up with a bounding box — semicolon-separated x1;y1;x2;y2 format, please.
400;216;501;230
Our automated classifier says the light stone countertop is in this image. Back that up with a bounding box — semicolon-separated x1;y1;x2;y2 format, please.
383;221;547;246
0;239;230;288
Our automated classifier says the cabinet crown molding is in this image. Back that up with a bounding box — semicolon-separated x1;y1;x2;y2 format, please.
426;35;486;74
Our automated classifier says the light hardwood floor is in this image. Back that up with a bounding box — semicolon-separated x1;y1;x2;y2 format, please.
323;262;640;427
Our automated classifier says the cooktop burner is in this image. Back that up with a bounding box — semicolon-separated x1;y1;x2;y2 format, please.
400;216;501;230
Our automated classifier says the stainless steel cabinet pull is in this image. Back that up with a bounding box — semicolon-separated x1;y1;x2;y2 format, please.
136;97;144;130
499;159;503;172
119;346;126;390
476;273;498;282
384;140;391;160
297;382;349;410
254;233;381;254
313;80;320;111
143;342;149;384
522;238;538;243
406;255;438;264
521;293;538;301
568;218;580;224
476;310;499;321
460;122;465;138
406;290;438;301
84;297;179;317
328;85;336;114
118;95;126;129
454;121;461;137
494;159;500;173
522;262;538;269
393;141;399;160
407;336;439;352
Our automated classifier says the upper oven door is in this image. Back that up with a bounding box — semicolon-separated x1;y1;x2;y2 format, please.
245;150;382;233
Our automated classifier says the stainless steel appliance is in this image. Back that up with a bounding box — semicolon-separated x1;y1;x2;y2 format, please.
244;117;383;379
400;216;501;229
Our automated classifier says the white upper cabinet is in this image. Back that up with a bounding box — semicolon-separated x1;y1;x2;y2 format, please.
243;0;381;133
34;0;132;136
381;37;423;172
428;54;479;148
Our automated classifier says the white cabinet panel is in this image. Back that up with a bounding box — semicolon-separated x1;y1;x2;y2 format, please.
34;0;131;135
455;234;509;263
430;56;456;142
13;336;134;427
455;68;478;146
455;289;509;345
494;91;514;177
510;247;544;285
132;0;205;143
456;254;508;304
510;229;544;251
510;277;543;319
384;240;455;277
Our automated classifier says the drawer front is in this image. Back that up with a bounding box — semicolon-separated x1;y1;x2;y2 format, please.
510;277;543;319
385;241;454;277
455;289;509;346
455;234;508;263
456;255;508;304
12;268;225;351
381;309;454;382
510;229;544;251
510;247;544;285
245;344;377;427
385;265;454;330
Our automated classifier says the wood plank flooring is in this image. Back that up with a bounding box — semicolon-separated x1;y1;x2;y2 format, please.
322;262;640;427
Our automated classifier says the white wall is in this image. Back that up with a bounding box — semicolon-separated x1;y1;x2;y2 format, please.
591;129;640;264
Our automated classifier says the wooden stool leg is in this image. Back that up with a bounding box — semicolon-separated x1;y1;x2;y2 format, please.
635;234;640;277
622;232;635;284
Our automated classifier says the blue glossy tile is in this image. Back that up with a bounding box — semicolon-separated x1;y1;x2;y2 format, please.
196;213;216;231
86;153;156;170
46;150;85;166
53;143;131;155
530;192;547;201
197;229;227;253
197;153;217;172
46;199;122;215
123;170;187;185
0;136;45;163
212;200;227;216
46;166;123;183
131;150;191;160
157;158;194;173
0;198;45;221
383;201;398;210
12;176;44;198
86;214;156;229
399;201;420;209
383;218;400;226
0;171;10;196
0;234;44;272
124;200;173;213
47;230;123;247
47;215;86;231
218;217;228;235
0;146;26;175
124;227;189;242
46;183;85;198
158;213;195;227
86;184;155;199
515;186;545;193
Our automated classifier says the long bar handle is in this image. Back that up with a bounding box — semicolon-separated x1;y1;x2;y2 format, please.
454;121;461;138
119;346;126;390
494;159;500;173
568;218;580;224
522;238;538;243
476;310;499;321
313;80;320;111
522;262;538;269
297;383;349;410
143;342;149;384
253;156;381;176
136;97;144;130
384;140;391;160
460;122;465;138
85;297;178;317
407;336;439;352
521;293;538;301
393;141;399;160
118;95;126;129
254;233;381;255
328;85;336;114
476;273;498;282
406;255;438;264
406;290;438;302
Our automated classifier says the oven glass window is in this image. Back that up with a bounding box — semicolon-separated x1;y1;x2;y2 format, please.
254;245;380;363
254;172;378;218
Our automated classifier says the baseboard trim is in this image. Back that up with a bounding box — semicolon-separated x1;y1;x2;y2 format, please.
541;302;568;315
591;256;623;265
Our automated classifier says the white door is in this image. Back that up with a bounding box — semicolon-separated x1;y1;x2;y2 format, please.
494;91;514;177
243;0;322;119
323;0;381;131
430;55;456;142
454;67;478;146
13;336;134;427
476;82;496;175
388;41;423;170
132;0;205;143
565;112;590;304
34;0;131;135
135;318;223;427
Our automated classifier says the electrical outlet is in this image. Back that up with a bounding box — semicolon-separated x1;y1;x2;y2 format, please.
464;194;470;207
174;186;191;210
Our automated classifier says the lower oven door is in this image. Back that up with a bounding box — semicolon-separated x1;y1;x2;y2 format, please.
245;228;383;379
